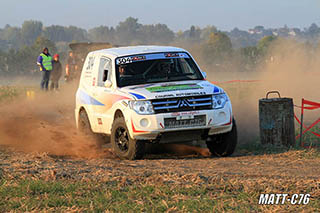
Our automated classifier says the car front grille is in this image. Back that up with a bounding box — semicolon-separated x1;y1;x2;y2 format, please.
151;95;213;114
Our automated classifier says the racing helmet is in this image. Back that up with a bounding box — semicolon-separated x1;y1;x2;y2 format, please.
158;59;174;74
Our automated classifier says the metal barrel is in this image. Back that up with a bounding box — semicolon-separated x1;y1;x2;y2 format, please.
259;91;295;147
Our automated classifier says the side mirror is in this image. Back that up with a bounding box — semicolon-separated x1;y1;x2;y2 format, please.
201;71;207;79
104;80;112;88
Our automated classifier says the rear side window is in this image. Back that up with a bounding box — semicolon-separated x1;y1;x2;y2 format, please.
97;57;112;87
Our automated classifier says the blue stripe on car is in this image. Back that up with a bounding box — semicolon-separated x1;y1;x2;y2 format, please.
129;92;146;100
78;90;104;106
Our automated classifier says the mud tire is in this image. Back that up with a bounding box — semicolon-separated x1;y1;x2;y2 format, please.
111;117;145;160
79;110;93;135
79;110;105;147
206;119;238;157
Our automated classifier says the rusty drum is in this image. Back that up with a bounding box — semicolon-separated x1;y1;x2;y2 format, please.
259;91;295;147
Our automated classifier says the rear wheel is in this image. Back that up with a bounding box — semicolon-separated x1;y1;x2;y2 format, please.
206;119;238;157
79;110;105;147
79;110;92;135
111;117;145;160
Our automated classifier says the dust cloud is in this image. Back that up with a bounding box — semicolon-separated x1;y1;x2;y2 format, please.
0;82;114;159
207;39;320;143
0;81;210;158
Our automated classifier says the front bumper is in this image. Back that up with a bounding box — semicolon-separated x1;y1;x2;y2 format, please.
127;102;233;140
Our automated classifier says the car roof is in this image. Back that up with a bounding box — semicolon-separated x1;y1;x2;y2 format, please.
94;45;187;57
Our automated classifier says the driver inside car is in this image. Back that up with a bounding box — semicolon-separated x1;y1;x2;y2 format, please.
119;65;127;77
157;60;175;77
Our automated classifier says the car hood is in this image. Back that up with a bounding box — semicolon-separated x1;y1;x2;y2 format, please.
119;80;223;100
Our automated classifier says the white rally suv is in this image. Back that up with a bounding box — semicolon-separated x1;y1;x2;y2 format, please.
75;46;237;159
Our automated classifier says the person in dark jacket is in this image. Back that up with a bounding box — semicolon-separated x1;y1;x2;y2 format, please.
50;54;62;91
37;47;53;90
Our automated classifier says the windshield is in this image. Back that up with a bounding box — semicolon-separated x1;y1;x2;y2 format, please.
115;52;204;87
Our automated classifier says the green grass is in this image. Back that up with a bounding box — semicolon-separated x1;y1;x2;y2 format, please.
236;139;293;156
0;177;319;212
237;140;320;161
297;125;320;148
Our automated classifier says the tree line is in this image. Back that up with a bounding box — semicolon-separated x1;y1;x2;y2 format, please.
0;17;319;76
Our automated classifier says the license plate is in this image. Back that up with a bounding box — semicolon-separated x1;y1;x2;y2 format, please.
164;115;206;129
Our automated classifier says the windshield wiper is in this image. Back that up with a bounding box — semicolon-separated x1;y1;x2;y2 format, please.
168;73;194;77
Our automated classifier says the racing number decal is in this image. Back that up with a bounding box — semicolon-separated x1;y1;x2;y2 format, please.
116;56;146;65
86;56;95;70
117;57;133;65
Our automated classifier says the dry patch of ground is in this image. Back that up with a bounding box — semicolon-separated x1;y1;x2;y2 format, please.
1;147;319;212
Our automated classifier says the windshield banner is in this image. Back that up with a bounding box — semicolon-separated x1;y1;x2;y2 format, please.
116;52;190;65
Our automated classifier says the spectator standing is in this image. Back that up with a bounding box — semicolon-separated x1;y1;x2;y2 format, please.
65;51;77;82
50;54;62;91
37;47;53;90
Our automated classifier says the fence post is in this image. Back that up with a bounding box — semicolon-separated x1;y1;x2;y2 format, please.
299;98;304;147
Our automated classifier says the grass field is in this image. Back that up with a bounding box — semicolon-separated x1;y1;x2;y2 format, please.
0;177;319;212
0;147;320;212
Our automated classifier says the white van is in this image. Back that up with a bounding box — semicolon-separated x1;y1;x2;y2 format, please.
75;46;237;159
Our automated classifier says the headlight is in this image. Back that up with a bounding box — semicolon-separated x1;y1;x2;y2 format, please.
129;100;154;115
212;93;228;109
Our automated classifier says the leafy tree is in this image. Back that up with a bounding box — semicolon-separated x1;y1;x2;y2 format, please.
41;25;89;43
33;36;57;54
21;20;43;45
5;48;20;74
116;17;142;45
305;23;320;42
140;24;175;44
181;25;201;42
202;32;233;65
43;25;70;42
88;26;115;43
307;23;320;35
66;26;88;42
200;25;218;41
239;46;260;69
254;26;265;31
257;35;277;55
1;25;22;49
0;50;7;74
189;26;197;39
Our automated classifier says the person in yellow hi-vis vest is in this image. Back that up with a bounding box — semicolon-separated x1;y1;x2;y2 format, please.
37;47;53;90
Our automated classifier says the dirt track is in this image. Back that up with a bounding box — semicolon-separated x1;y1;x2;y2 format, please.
1;147;320;186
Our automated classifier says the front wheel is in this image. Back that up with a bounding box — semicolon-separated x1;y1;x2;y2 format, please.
111;117;145;160
206;119;238;157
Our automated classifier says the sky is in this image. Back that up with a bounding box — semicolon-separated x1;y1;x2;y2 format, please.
1;0;319;31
